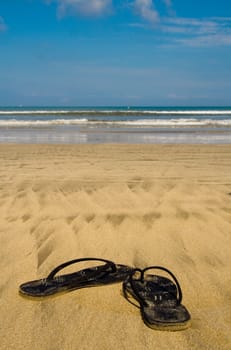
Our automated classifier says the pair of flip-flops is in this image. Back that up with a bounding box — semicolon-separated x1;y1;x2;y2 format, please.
19;257;191;331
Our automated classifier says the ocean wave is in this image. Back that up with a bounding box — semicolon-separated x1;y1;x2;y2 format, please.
107;119;231;126
1;109;231;116
0;119;88;126
1;118;231;127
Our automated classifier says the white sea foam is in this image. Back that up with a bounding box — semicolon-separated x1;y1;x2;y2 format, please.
110;118;231;126
1;118;231;127
140;110;231;115
0;119;88;126
0;110;73;115
1;109;231;116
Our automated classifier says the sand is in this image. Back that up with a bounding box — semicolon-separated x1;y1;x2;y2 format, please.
0;143;231;350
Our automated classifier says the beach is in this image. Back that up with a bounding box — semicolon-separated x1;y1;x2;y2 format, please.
1;143;231;350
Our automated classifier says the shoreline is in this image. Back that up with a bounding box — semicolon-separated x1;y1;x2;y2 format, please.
1;143;231;349
1;126;231;144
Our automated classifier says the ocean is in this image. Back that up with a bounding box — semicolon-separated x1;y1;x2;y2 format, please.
0;106;231;144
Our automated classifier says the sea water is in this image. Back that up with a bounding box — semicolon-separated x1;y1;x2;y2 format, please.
0;106;231;144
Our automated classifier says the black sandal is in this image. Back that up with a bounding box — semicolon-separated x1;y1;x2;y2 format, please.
122;266;191;331
19;257;134;298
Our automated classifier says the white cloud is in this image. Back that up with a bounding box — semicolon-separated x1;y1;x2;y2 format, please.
175;33;231;47
133;0;159;23
49;0;112;17
163;0;172;6
49;0;171;22
160;17;231;47
132;0;175;23
44;1;231;47
162;0;172;11
162;17;219;35
0;17;7;32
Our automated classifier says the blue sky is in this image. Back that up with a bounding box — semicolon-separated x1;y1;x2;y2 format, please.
0;0;231;106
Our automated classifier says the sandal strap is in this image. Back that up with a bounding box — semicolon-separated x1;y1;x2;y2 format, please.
125;266;183;307
47;257;116;280
140;266;182;304
123;268;143;308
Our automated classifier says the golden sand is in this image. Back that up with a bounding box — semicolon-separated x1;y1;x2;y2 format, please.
0;144;231;349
